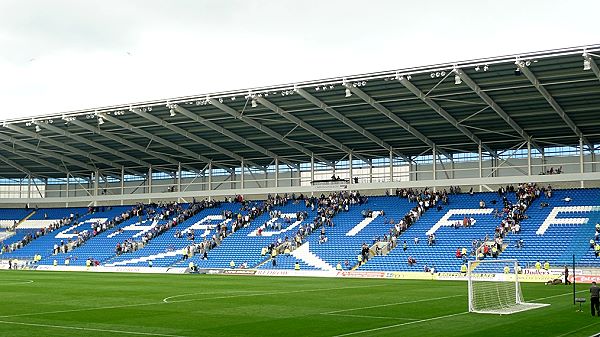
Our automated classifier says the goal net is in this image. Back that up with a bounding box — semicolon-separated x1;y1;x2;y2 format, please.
467;259;549;314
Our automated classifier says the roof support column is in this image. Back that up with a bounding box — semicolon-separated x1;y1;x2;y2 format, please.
66;173;70;199
120;166;125;206
527;141;532;176
27;175;32;199
177;163;182;193
148;165;152;203
275;158;279;188
310;154;315;185
478;144;483;192
93;170;99;206
369;159;373;183
208;162;213;199
349;153;353;184
389;149;394;183
433;146;438;193
580;137;585;188
241;159;245;189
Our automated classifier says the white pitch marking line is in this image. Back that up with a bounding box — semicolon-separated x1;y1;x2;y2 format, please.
322;313;418;320
162;290;256;303
322;294;463;314
0;280;34;285
0;320;188;337
530;289;586;301
331;289;583;336
556;321;600;337
332;311;469;337
163;284;387;304
0;284;385;318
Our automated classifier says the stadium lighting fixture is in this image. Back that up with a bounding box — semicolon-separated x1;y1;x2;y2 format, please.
169;109;176;117
454;74;462;85
483;64;489;71
475;65;480;71
98;117;105;125
35;125;41;132
514;67;521;76
345;88;352;98
584;58;591;71
251;99;257;108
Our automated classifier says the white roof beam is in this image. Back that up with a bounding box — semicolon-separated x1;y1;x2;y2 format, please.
0;151;33;176
99;113;231;172
6;123;137;176
516;61;593;149
0;142;69;176
208;98;324;168
343;84;452;160
35;121;149;176
131;108;262;170
70;119;199;174
0;132;97;173
256;97;371;164
454;68;544;154
295;87;411;163
175;104;289;170
398;76;496;156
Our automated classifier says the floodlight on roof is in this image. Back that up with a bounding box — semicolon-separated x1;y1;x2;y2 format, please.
584;58;591;71
169;109;176;117
454;74;462;85
251;99;257;108
483;64;489;71
345;88;352;98
514;67;521;76
475;65;480;71
35;125;41;132
97;117;104;125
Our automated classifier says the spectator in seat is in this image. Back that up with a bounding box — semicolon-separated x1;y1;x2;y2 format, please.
479;200;486;209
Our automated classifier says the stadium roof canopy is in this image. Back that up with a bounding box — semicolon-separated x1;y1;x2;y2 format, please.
1;44;600;179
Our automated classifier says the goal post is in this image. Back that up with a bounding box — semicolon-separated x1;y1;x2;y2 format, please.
467;259;549;314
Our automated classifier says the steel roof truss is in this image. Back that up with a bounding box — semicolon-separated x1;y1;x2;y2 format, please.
208;98;321;169
295;87;411;163
517;62;593;150
455;68;544;154
256;97;371;165
69;119;196;173
174;105;283;172
344;84;452;160
397;76;496;156
34;121;148;176
130;108;263;170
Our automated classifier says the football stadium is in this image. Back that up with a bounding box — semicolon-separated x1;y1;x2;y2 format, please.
2;3;600;336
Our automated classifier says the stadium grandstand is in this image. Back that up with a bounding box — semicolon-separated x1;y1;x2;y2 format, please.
1;44;600;270
2;44;600;336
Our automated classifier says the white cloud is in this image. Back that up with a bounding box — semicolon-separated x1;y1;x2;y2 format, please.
0;0;599;120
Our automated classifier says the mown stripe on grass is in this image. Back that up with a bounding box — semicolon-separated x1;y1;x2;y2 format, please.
0;320;188;337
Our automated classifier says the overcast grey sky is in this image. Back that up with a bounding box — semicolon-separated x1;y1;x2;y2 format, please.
0;0;598;120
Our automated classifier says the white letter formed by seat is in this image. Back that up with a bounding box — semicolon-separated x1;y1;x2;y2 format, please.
426;209;493;236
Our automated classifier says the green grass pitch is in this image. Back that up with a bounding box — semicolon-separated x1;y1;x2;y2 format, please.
0;270;598;337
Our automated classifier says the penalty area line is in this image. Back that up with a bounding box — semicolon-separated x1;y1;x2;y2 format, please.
321;294;463;314
332;311;469;337
322;313;418;320
0;320;188;337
